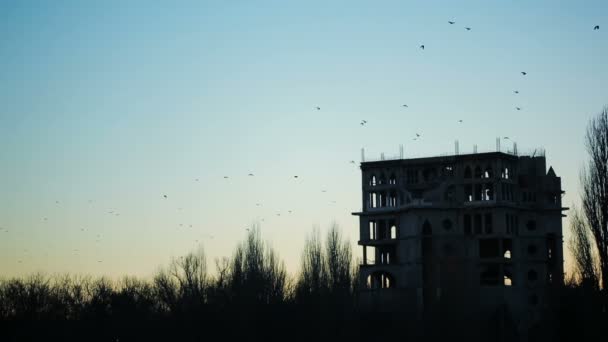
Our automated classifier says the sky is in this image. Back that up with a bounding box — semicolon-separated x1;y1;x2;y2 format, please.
1;0;607;279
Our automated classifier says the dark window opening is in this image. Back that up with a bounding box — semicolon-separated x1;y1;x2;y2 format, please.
528;244;538;256
480;264;500;286
464;214;472;235
484;213;493;234
474;214;482;235
442;219;453;231
474;184;482;201
422;221;432;235
479;239;500;258
474;166;482;179
528;269;538;282
464;166;472;179
526;220;537;231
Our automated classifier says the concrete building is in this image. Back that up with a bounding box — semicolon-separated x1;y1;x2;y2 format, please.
353;150;566;321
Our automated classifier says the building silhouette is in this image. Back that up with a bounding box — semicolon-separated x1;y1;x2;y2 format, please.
353;150;565;323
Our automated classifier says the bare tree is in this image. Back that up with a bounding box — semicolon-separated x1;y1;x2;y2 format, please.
295;227;328;303
581;107;608;289
569;205;599;288
228;225;288;305
325;223;353;296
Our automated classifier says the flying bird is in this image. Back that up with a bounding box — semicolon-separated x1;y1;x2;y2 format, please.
163;195;167;199
350;160;355;164
420;44;425;50
293;175;298;179
503;137;510;140
594;25;599;30
416;133;421;137
315;106;321;110
223;176;229;179
458;119;463;123
514;90;519;94
465;27;471;31
402;104;408;108
248;173;254;176
448;21;455;24
516;107;522;111
521;71;527;75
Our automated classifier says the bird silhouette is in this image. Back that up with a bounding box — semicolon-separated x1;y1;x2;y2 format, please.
503;137;510;140
465;27;471;31
163;195;167;199
516;107;522;111
248;173;254;176
594;25;599;30
223;176;229;179
514;90;519;94
350;160;355;164
420;44;425;50
448;21;455;24
521;71;527;75
402;104;408;108
315;106;321;110
458;119;463;123
416;133;421;137
294;175;298;178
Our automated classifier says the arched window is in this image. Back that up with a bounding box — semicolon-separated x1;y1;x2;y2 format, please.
389;174;397;185
370;175;377;186
390;225;397;239
484;166;493;179
474;166;482;178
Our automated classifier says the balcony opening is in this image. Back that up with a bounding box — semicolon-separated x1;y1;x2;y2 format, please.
367;271;396;289
369;220;376;240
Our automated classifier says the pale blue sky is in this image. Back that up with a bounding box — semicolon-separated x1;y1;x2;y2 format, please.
1;0;607;278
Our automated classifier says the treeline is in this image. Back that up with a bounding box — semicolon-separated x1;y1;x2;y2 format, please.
0;225;367;340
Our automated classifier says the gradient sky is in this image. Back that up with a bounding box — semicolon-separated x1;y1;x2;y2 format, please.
1;0;607;279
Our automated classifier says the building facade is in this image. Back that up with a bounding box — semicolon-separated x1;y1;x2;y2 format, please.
353;151;565;319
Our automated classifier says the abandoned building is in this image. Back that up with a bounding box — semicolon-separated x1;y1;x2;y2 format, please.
353;150;566;320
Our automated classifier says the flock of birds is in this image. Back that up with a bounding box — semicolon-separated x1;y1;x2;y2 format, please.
316;21;601;143
3;19;603;268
